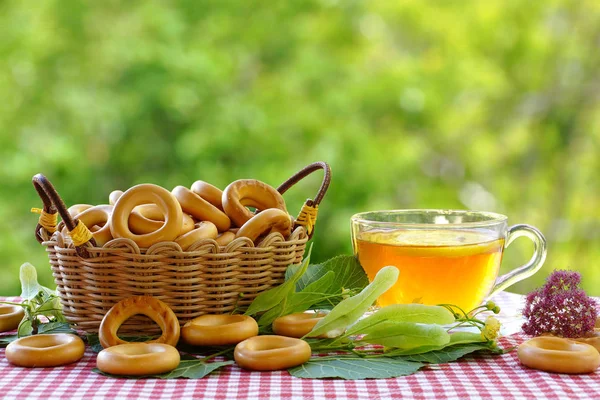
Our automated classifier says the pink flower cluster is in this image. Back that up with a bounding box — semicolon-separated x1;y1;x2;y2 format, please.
522;270;598;338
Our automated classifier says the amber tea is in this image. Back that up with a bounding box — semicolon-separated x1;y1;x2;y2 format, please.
356;229;504;311
351;210;547;311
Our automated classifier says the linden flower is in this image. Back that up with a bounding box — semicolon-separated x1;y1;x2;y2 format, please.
481;316;501;341
522;270;598;338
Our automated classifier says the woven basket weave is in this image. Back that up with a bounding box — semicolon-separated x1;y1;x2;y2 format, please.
32;162;331;334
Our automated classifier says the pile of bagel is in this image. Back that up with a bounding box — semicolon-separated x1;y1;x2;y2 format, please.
2;295;324;375
64;179;294;250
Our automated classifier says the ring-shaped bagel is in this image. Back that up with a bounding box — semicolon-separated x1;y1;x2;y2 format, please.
109;190;124;206
73;205;114;246
133;204;168;221
181;314;258;346
172;186;231;232
110;184;183;248
272;312;326;338
236;208;292;243
221;179;287;227
175;221;218;251
96;343;180;376
517;336;600;374
129;205;194;236
574;329;600;353
67;204;94;217
5;334;85;368
191;180;224;211
128;211;163;235
222;179;288;227
99;295;180;349
234;335;311;371
0;305;25;332
215;230;237;246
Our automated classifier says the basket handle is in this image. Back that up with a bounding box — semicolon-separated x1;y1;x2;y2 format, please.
32;174;96;257
277;161;331;238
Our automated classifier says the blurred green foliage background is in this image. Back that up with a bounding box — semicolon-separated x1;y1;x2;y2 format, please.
1;0;599;296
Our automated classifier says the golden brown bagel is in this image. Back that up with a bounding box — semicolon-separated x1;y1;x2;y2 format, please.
175;221;218;250
574;329;600;353
129;204;194;236
215;230;237;246
110;184;183;248
234;335;311;371
172;186;231;232
235;208;292;244
99;296;180;349
72;205;114;246
181;315;258;346
272;312;326;338
5;334;85;368
517;336;600;374
222;179;287;227
0;305;25;332
109;190;124;206
191;180;224;211
96;343;180;376
67;204;94;217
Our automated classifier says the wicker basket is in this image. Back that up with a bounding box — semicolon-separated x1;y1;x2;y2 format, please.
32;162;331;334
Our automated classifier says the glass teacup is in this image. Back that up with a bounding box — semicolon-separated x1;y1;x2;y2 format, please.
351;209;547;311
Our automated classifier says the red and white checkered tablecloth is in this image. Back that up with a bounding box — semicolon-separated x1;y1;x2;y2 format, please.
1;292;598;400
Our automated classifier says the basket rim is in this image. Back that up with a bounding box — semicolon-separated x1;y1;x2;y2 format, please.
40;225;308;258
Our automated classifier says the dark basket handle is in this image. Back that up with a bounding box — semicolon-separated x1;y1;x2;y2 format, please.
32;174;96;257
277;161;331;238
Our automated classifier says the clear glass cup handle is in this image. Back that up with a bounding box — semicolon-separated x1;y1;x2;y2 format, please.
487;224;547;299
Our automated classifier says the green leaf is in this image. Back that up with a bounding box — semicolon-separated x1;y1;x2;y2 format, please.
0;335;18;347
37;321;76;335
36;296;61;313
256;303;286;329
305;337;350;352
245;247;312;317
398;342;499;364
154;359;233;379
307;266;399;338
19;263;56;302
283;271;336;314
346;304;455;337
288;356;423;379
176;343;236;359
19;263;43;300
286;255;368;309
17;318;33;337
92;355;234;379
257;269;336;329
86;334;104;353
384;332;490;356
35;296;65;322
360;322;450;349
448;331;487;344
86;334;161;353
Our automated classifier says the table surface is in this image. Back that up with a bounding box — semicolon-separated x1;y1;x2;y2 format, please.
1;292;598;400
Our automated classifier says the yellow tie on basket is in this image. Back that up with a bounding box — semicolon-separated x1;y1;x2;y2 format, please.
295;203;318;235
31;207;58;234
69;220;94;247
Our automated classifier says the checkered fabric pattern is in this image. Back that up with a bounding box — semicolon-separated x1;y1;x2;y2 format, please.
1;292;598;400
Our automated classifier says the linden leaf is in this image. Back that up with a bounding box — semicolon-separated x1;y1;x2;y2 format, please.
92;355;233;379
245;247;312;317
307;266;399;338
288;357;423;380
346;304;455;337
